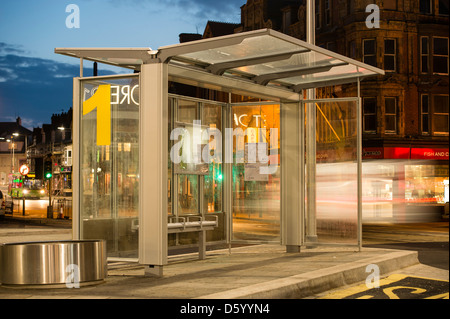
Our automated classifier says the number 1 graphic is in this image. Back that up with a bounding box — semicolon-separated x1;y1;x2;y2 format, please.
83;84;111;146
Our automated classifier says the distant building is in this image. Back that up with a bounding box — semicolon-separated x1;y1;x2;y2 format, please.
0;117;32;185
27;108;73;196
203;21;241;38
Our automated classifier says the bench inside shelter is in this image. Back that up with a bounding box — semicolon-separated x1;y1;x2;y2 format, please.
168;215;218;260
131;215;218;261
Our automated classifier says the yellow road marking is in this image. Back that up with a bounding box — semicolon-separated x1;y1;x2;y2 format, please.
321;274;449;299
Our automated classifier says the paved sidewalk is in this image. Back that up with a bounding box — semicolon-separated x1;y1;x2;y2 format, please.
0;243;419;299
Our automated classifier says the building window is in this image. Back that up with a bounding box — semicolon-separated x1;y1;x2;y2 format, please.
439;0;449;15
420;0;432;14
420;36;429;73
385;97;397;134
325;0;331;25
349;40;356;59
421;94;430;135
433;95;449;135
384;39;396;72
315;0;321;29
282;8;291;33
363;39;377;67
326;42;336;52
433;37;449;74
363;97;377;133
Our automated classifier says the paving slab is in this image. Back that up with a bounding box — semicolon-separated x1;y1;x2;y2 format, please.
0;244;419;299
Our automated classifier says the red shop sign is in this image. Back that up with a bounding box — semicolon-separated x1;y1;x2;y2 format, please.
384;147;410;159
363;147;410;159
362;147;384;159
411;148;449;160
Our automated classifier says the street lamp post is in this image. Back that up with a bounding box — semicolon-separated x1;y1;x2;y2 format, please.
10;132;28;173
13;132;29;217
11;135;15;173
6;132;29;216
47;155;53;219
306;0;318;245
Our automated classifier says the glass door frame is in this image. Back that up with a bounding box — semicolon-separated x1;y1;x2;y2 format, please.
169;94;228;246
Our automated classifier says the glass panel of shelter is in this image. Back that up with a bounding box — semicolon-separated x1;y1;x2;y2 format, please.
78;78;361;255
231;103;281;243
169;96;226;247
304;99;360;246
168;94;282;247
79;75;140;258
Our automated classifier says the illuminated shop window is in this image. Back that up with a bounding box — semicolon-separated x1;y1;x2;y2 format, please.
405;165;449;204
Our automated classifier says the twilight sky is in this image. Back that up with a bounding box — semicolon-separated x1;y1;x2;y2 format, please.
0;0;244;129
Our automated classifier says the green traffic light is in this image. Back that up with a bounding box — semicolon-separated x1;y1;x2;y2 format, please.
217;173;223;181
45;173;52;179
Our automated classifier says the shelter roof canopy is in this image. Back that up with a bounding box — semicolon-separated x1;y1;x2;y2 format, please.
55;28;384;92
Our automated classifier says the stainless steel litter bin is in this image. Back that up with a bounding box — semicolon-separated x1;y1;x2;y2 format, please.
0;240;107;288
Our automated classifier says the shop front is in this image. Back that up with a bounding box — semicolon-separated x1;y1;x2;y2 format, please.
56;29;384;274
362;147;449;222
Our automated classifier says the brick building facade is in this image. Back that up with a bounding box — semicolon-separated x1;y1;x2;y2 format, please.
190;0;449;218
235;0;448;150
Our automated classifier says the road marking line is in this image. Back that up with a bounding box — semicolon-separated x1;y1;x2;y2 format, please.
321;274;449;299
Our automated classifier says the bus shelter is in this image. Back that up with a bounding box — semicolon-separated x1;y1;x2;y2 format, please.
56;28;384;276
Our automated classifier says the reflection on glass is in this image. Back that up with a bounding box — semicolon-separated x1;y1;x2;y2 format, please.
169;98;226;245
177;174;198;215
232;104;280;242
362;163;395;222
80;76;139;258
203;104;222;214
175;99;199;216
178;99;197;123
314;101;358;244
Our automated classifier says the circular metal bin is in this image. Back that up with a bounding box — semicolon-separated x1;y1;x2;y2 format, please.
0;240;107;288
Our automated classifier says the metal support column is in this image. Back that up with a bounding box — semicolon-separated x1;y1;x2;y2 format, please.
281;102;302;252
72;78;80;239
139;63;169;276
305;0;317;244
357;76;362;251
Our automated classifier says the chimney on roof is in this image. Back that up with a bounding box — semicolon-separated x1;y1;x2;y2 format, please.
179;33;202;43
16;117;22;126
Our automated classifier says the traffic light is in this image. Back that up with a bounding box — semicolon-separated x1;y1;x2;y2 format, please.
215;165;223;181
44;161;52;179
